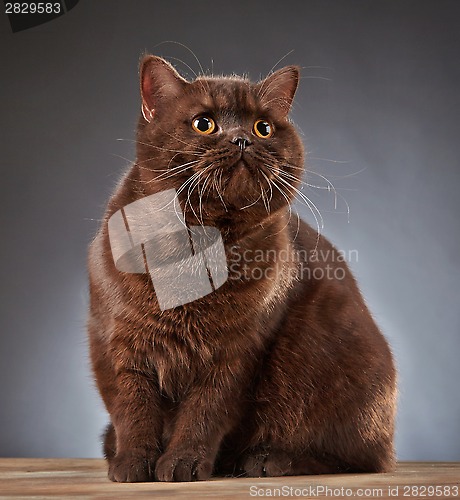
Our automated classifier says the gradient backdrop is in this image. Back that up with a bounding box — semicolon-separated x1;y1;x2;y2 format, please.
1;0;459;460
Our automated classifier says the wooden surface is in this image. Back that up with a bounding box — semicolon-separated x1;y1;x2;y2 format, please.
0;459;458;499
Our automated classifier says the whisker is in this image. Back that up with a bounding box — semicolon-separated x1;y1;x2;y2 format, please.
213;169;228;211
157;41;207;77
308;157;352;164
117;138;203;156
154;41;211;94
110;153;135;165
259;170;274;214
161;55;200;80
185;170;207;227
203;169;216;205
155;125;207;152
268;49;295;74
293;210;301;242
240;191;263;211
271;174;322;250
274;164;351;223
177;163;215;228
300;76;332;81
276;174;324;229
152;160;200;182
198;164;215;224
267;180;294;238
303;170;350;221
260;182;270;213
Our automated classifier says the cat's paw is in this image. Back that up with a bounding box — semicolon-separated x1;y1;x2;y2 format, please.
155;449;213;482
240;448;293;477
108;450;158;482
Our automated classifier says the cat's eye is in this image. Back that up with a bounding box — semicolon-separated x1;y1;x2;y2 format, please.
253;120;273;138
192;116;216;135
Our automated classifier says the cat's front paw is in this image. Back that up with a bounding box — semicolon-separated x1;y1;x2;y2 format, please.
155;449;213;482
241;448;293;477
108;450;158;482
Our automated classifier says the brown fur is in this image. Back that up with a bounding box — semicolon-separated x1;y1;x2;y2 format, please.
87;55;397;482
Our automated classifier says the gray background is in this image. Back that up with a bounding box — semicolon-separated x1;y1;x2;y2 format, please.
1;0;459;460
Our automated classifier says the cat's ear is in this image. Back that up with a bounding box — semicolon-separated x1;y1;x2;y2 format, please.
139;55;188;122
256;66;300;116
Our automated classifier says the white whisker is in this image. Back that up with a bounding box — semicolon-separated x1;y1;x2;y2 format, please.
268;180;294;238
117;138;203;156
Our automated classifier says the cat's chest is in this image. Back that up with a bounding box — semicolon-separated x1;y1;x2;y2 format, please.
128;298;273;400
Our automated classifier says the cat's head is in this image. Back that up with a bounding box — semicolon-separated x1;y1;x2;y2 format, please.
136;55;304;226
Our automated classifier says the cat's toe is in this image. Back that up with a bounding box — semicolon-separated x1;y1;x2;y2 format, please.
264;451;293;476
241;453;266;477
155;450;213;482
108;451;157;482
241;448;293;477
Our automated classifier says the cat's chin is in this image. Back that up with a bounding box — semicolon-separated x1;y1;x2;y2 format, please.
223;160;260;206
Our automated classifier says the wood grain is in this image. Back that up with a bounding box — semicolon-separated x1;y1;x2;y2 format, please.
0;459;458;499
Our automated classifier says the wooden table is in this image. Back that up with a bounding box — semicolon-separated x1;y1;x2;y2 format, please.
0;459;458;498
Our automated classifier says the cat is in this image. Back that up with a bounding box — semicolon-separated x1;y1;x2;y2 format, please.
87;54;397;482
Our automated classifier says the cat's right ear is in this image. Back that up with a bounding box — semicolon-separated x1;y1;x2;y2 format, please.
139;55;188;123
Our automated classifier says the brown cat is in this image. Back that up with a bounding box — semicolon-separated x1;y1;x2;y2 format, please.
87;55;397;482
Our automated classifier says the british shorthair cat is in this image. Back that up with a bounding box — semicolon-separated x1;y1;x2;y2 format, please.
87;55;397;482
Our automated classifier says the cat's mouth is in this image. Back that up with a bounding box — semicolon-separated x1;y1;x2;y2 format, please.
227;157;257;185
193;151;268;210
220;157;261;206
230;159;251;174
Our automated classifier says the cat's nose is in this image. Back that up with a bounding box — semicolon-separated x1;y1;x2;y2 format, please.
231;136;253;151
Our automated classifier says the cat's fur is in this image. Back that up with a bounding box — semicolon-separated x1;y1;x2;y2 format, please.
88;55;397;482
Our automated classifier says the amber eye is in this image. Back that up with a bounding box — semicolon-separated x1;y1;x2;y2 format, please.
192;116;216;135
253;119;273;138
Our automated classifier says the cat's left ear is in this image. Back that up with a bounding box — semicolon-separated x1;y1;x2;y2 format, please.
256;66;300;116
140;55;188;122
